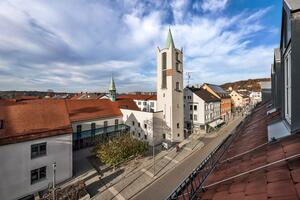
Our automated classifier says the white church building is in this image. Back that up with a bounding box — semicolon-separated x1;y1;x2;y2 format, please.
121;29;185;144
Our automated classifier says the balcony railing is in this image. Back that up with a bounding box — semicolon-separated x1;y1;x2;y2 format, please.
166;118;246;200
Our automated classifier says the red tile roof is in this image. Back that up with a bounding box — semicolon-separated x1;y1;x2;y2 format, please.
0;100;72;145
66;99;139;122
117;94;157;101
0;98;139;145
196;102;300;200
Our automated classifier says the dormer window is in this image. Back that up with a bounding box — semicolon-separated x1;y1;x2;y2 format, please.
0;120;4;129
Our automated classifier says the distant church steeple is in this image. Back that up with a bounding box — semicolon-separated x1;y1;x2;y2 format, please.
109;76;116;102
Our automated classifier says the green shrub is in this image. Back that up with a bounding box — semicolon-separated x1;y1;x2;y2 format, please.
93;135;148;167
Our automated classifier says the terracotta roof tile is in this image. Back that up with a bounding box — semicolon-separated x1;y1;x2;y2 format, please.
267;180;297;197
196;102;300;200
66;99;139;122
117;94;157;101
0;99;72;145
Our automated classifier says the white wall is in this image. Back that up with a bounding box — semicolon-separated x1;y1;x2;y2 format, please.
134;100;157;112
157;46;184;142
120;109;163;145
0;134;73;200
184;88;221;130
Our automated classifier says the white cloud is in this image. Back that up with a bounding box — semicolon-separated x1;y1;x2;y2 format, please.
194;0;229;12
0;0;277;92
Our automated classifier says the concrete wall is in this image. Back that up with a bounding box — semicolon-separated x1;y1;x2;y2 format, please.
0;134;73;200
157;46;184;142
121;109;164;145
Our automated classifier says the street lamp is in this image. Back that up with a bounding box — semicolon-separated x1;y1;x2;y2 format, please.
153;135;155;178
52;162;56;200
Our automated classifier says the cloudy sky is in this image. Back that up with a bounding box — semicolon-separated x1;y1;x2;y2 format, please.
0;0;281;92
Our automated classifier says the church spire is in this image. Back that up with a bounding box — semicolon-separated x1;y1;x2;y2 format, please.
109;76;116;91
109;76;116;102
165;28;175;49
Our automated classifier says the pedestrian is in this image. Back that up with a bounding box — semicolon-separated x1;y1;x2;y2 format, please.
176;144;180;152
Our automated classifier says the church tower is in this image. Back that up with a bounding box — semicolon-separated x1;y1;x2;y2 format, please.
109;76;116;102
156;29;184;142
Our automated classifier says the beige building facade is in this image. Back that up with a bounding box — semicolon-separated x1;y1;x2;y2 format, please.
156;29;184;142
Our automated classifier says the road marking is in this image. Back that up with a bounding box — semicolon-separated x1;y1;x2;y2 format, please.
164;156;179;164
183;147;193;151
141;168;156;178
108;186;126;200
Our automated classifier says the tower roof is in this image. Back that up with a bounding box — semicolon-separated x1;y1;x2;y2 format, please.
109;76;116;91
165;28;175;49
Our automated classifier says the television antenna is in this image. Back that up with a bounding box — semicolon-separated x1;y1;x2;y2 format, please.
186;72;192;87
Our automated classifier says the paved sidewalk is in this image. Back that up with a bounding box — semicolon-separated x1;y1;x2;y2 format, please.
88;116;243;200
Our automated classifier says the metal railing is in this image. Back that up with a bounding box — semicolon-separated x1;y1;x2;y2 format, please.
166;119;246;200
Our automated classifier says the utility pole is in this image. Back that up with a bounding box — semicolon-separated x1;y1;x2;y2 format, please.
52;162;56;200
186;72;191;87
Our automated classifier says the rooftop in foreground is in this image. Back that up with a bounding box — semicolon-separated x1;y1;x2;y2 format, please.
195;102;300;200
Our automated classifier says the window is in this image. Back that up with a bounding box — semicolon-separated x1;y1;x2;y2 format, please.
162;52;167;70
0;120;3;129
115;119;119;125
138;122;140;127
163;134;166;139
205;105;208;110
177;123;180;128
132;131;135;135
91;123;96;135
190;114;193;120
144;124;147;129
143;101;147;105
188;96;191;99
144;135;147;140
132;121;135;126
285;49;292;123
177;133;180;137
76;125;82;133
176;52;179;61
194;105;197;110
190;105;193;111
163;93;165;97
138;132;141;137
138;101;141;105
184;96;186;99
31;166;46;184
104;121;108;127
194;115;197;121
176;82;180;91
31;142;47;159
210;104;213;109
150;102;154;107
176;63;180;72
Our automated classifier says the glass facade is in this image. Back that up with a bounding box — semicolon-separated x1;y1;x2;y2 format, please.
73;124;130;150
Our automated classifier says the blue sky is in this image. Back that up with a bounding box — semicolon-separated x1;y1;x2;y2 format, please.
0;0;281;92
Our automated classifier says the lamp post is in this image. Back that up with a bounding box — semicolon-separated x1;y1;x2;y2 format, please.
52;162;56;200
153;136;155;178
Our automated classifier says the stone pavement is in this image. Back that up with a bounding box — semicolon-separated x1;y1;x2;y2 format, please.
85;116;243;200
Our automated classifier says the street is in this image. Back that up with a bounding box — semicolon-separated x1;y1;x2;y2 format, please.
131;117;243;200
